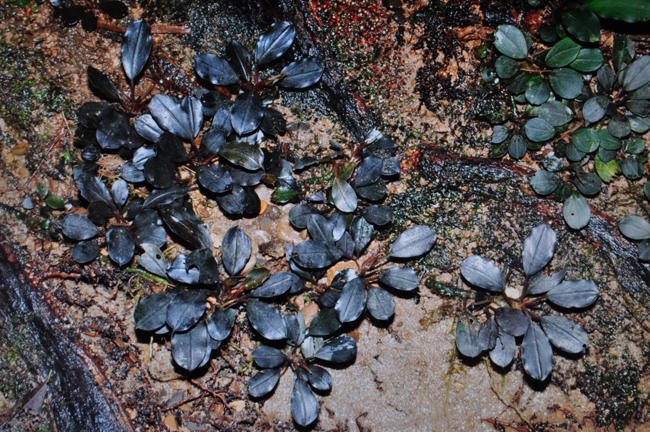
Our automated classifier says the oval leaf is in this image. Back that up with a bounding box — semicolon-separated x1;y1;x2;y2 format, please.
335;278;367;323
62;214;98;241
166;290;207;331
494;25;528;60
367;286;394;321
522;224;557;276
106;227;135;266
547;280;599;309
291;377;319;427
389;225;437;258
280;58;324;89
247;299;287;340
331;178;357;213
171;321;211;372
540;315;589;354
121;20;152;81
222;226;252;275
521;322;553;381
620;215;650;240
460;255;505;292
563;193;591;230
314;335;357;364
249;368;281;398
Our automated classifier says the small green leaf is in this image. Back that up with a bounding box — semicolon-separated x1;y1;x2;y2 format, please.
508;135;527;159
491;125;510;144
595;155;620;182
612;35;634;70
495;56;520;78
36;182;48;198
546;38;581;68
536;101;573;126
620;215;650;240
597;129;621;150
571;128;600;153
530;170;560;195
561;9;600;43
582;96;609;123
549;68;583;99
563;193;591;230
525;77;550;105
219;141;264;171
585;0;650;23
494;25;528;60
570;48;603;72
45;194;65;210
524;117;555;142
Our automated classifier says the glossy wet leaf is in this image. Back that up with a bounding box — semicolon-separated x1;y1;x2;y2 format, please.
96;109;141;150
355;180;386;202
622;55;650;91
621;156;643;180
133;114;164;143
253;345;286;368
293;240;337;269
460;255;505;292
207;308;237;341
608;116;631;139
331;178;357;213
314;335;356;364
247;299;287;340
307;214;334;245
249;368;281;398
495;308;530;337
221;142;265;173
525;77;550;105
563;193;591;230
545;38;580;68
582;96;608;124
134;291;174;331
367;287;394;321
166;290;207;331
138;243;168;277
291;377;319;427
456;314;482;358
285;312;306;346
255;21;296;65
62;214;98;241
279;58;323;89
354;156;383;187
530;170;560;195
524;117;555;142
574;171;602;197
620;215;650;240
149;95;195;141
231;92;263;136
289;205;316;229
379;267;419;292
495;56;519;79
521;322;553;381
251;272;294;298
167;254;200;284
362;205;392;227
389;225;436;258
335;277;367;323
72;241;100;264
222;226;251;275
143;186;187;209
111;179;129;208
549;68;583;99
106;227;135;266
307;365;331;392
121;20;152;81
187;248;220;285
522;224;557;276
561;9;600;43
528;268;566;295
493;25;528;59
570;48;603;72
547;280;599;308
226;40;252;82
195;53;239;86
260;107;287;136
489;330;516;368
87;66;121;102
171;321;210;372
350;216;373;255
508;134;527;160
308;308;341;337
197;164;233;194
161;207;212;250
540;315;589;354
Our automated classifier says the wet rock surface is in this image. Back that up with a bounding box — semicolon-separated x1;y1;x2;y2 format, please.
0;1;648;431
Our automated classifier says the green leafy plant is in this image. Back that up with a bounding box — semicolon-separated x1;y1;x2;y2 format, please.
486;9;649;230
455;224;599;382
584;0;650;23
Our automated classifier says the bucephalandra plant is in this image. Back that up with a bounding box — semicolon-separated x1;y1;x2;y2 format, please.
484;5;649;231
455;224;600;381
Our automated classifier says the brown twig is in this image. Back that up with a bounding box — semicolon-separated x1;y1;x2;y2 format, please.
159;393;207;412
38;271;82;285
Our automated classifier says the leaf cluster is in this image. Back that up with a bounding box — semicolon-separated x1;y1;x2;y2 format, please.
487;8;649;230
456;224;599;382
